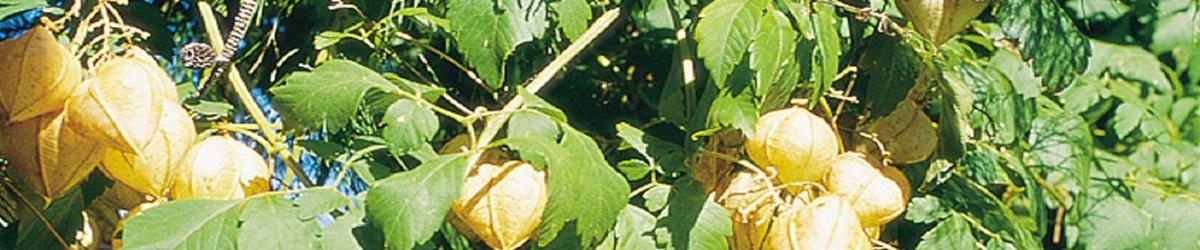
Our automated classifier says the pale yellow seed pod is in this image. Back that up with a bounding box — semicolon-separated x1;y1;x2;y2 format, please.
66;54;168;155
859;99;937;165
450;161;548;250
0;26;84;124
0;110;104;200
719;170;777;250
126;47;180;103
764;195;872;250
897;0;993;45
826;153;911;227
172;135;271;200
99;103;195;197
746;107;839;194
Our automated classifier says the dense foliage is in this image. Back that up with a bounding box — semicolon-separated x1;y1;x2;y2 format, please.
0;0;1198;249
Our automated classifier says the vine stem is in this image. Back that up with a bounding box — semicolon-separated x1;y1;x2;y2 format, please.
1;180;70;250
466;9;622;166
196;1;315;187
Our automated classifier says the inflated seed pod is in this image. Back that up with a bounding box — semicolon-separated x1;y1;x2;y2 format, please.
897;0;993;45
825;153;912;227
171;135;271;200
858;99;937;165
450;161;548;250
745;107;840;193
0;26;83;123
720;170;778;250
0;110;104;200
99;103;195;197
66;52;170;155
763;195;872;250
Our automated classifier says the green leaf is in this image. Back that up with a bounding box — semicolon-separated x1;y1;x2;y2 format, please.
1059;76;1106;114
616;159;652;181
382;99;439;156
321;208;373;250
15;188;84;250
0;0;44;20
1086;41;1171;92
959;62;1027;145
1076;195;1151;249
314;31;354;50
1112;103;1145;139
519;87;569;122
938;68;976;160
393;7;450;30
597;205;657;250
808;3;841;107
382;73;445;103
859;33;920;118
1143;197;1200;248
658;40;695;124
615;122;686;174
1028;99;1093;210
365;154;468;250
959;147;1012;186
643;184;672;213
553;0;591;41
630;0;690;32
1148;7;1199;84
238;195;322;250
273;60;400;132
906;196;950;224
537;127;631;247
295;188;351;220
694;0;767;86
447;0;548;89
508;110;561;141
916;214;978;250
996;0;1091;91
750;10;799;112
183;99;235;118
990;49;1042;99
706;63;757;136
122;199;242;250
504;134;564;170
707;88;757;136
655;179;732;250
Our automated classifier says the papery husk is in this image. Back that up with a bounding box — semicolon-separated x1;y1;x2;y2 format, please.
746;107;840;194
0;110;104;200
0;26;83;123
825;153;911;227
66;54;168;155
763;195;872;250
450;161;548;250
171;135;271;200
99;103;195;197
858;99;938;165
719;170;778;250
897;0;993;45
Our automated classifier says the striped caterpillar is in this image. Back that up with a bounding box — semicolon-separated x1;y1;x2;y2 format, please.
181;0;258;96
